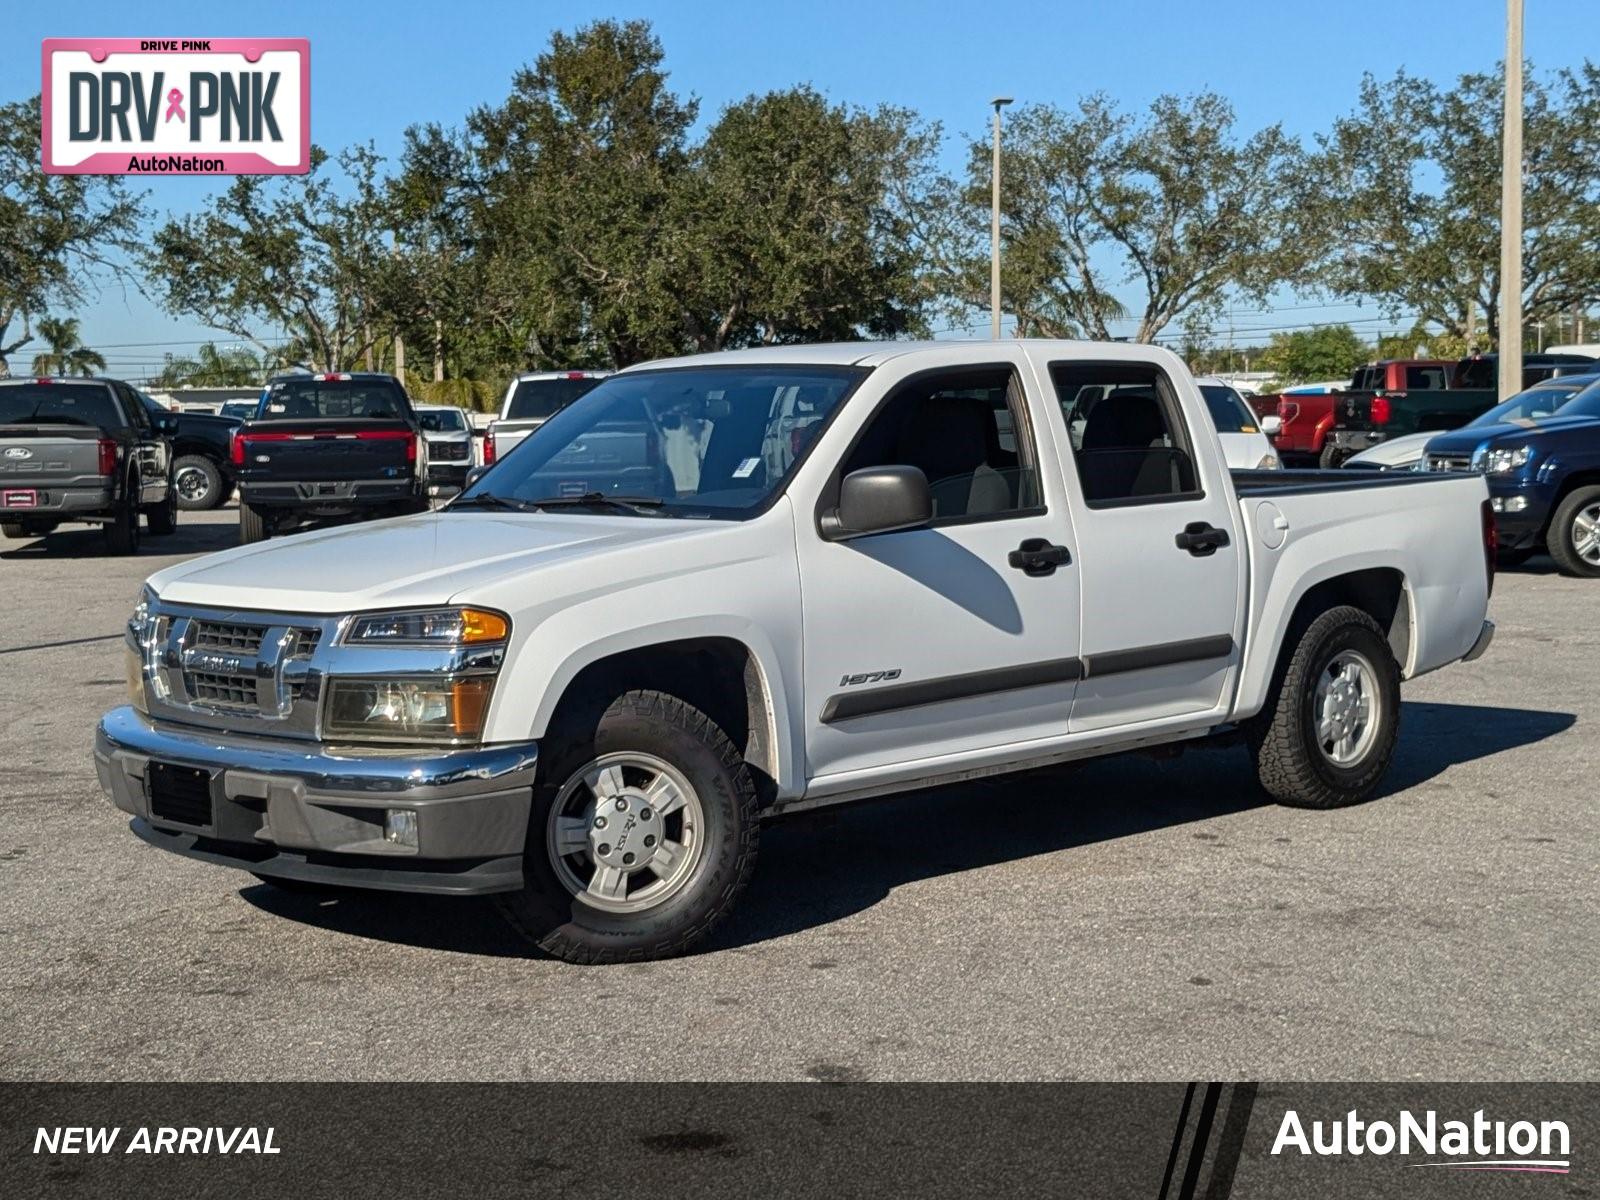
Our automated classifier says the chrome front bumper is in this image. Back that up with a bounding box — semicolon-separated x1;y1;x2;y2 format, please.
94;706;538;894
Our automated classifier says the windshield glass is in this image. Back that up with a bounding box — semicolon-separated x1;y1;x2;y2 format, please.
259;378;409;421
506;376;605;421
417;409;466;432
1468;378;1600;427
1199;385;1258;433
0;383;123;429
457;366;865;517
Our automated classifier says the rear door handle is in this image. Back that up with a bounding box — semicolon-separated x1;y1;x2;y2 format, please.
1175;521;1230;557
1008;538;1071;576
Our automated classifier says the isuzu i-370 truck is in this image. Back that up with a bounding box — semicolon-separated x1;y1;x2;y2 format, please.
97;341;1495;963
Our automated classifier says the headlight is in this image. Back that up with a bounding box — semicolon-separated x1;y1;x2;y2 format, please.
125;587;158;712
127;586;156;643
1256;453;1282;470
324;676;495;742
343;606;509;646
1476;445;1533;475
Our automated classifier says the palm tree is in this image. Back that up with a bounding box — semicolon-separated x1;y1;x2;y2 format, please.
30;316;107;378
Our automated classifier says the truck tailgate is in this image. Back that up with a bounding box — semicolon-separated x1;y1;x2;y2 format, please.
236;420;417;482
0;425;111;500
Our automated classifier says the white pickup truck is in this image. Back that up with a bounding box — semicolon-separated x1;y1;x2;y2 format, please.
97;341;1495;964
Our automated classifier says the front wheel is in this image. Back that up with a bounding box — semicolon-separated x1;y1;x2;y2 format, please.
496;689;760;964
145;485;177;536
1249;605;1401;809
1546;485;1600;578
172;455;225;511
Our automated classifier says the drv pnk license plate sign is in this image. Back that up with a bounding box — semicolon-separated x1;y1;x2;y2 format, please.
42;38;310;175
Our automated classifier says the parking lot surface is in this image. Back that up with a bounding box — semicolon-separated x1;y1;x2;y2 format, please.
1;508;1594;1081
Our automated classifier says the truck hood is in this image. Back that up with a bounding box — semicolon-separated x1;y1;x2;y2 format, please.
1426;414;1600;456
146;511;736;612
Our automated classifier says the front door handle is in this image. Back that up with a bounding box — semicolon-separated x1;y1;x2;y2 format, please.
1008;538;1071;576
1175;521;1230;557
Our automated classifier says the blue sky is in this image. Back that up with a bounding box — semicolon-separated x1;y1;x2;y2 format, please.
6;0;1594;374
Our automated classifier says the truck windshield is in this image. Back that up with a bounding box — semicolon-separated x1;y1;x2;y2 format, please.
259;378;409;420
1199;385;1258;432
418;409;466;432
457;366;866;517
506;376;605;421
1468;378;1600;427
0;383;123;429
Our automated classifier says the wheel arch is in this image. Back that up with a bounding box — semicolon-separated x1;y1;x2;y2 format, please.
520;624;793;807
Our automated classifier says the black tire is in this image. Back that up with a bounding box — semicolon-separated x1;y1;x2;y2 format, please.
239;500;270;544
1318;441;1346;470
1546;485;1600;578
172;454;224;511
145;483;178;536
496;689;760;964
2;521;29;540
1248;605;1401;809
103;493;140;556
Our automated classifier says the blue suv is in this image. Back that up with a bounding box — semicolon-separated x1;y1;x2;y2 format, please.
1422;373;1600;576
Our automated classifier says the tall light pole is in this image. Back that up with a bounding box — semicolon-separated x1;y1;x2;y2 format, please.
990;96;1013;340
1498;0;1524;400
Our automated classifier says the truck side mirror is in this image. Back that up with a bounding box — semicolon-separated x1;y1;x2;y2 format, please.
822;465;932;540
154;414;179;435
1260;414;1282;436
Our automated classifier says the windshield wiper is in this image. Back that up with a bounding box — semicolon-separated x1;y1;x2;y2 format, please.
531;493;667;516
449;491;542;513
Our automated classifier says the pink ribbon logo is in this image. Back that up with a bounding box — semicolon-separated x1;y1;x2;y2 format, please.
164;88;185;123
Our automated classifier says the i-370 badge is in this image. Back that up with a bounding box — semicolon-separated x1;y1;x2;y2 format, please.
41;38;310;175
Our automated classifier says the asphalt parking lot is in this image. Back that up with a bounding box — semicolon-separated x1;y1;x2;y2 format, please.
0;507;1594;1082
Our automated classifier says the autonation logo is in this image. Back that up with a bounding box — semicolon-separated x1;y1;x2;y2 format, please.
1272;1108;1571;1174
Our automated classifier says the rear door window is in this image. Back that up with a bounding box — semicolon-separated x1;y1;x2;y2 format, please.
1050;363;1200;506
1405;365;1448;390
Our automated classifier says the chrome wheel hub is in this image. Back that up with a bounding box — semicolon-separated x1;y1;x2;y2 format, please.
546;752;703;914
174;465;211;502
1314;650;1379;767
1573;503;1600;565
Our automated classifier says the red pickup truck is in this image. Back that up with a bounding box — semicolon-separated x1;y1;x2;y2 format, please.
1270;361;1453;467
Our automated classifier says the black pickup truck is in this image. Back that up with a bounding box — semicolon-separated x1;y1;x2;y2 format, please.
232;373;427;543
1329;352;1596;463
138;393;240;510
0;377;177;554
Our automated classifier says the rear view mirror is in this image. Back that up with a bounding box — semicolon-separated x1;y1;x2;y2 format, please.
822;465;932;540
1261;414;1282;437
154;414;179;435
464;465;489;491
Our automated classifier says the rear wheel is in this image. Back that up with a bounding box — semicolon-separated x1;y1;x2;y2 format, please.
2;521;30;540
172;455;224;510
1546;485;1600;578
1249;605;1400;809
1318;441;1346;470
103;496;140;556
238;500;270;544
145;485;177;536
496;689;760;964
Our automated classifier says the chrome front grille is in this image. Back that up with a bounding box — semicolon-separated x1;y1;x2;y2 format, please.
1424;453;1473;473
430;440;470;461
143;605;341;739
189;620;266;654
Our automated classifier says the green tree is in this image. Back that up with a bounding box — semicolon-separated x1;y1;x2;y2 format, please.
676;88;929;350
938;92;1313;341
142;146;392;371
28;315;106;377
0;97;144;375
1308;65;1600;346
1256;325;1369;384
467;19;697;367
